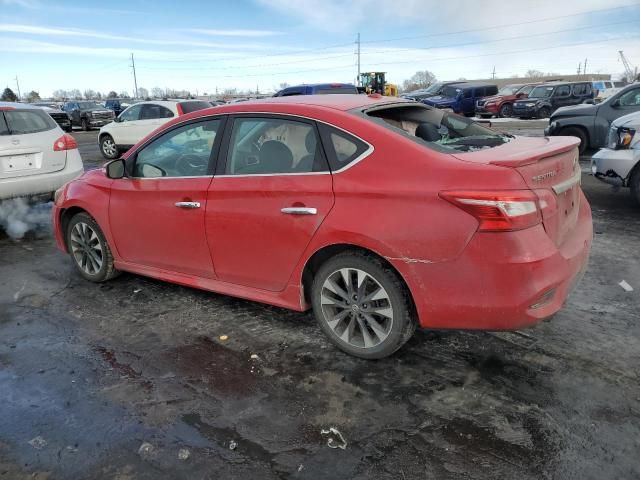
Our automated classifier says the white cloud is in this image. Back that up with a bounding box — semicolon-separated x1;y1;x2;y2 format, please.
185;28;282;37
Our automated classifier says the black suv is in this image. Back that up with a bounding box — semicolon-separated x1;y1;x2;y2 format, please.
512;82;594;119
63;101;115;131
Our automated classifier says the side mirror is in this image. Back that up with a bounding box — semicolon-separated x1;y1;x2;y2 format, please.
106;158;125;179
114;116;122;123
516;92;525;99
583;99;595;105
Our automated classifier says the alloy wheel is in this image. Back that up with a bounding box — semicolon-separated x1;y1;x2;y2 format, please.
320;268;393;349
102;137;117;158
70;222;103;275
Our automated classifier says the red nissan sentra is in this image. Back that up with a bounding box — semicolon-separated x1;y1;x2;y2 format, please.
52;95;592;359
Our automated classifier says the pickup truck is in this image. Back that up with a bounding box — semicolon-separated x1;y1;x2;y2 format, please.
63;101;115;131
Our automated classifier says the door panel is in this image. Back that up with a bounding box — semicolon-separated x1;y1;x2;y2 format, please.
206;115;334;292
206;175;333;291
108;117;224;278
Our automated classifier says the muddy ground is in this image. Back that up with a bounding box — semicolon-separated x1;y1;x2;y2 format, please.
0;129;638;479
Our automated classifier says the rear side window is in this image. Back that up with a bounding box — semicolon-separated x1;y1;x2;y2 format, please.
178;101;211;114
572;83;591;96
485;86;498;96
140;104;175;120
555;85;571;97
3;109;56;134
319;124;369;171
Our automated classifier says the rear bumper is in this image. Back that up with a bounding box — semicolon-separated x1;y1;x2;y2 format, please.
0;150;84;200
393;192;593;330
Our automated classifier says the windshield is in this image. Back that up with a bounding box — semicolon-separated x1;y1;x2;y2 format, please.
363;103;511;153
441;86;462;98
498;85;521;95
77;102;102;109
424;82;444;94
528;86;555;99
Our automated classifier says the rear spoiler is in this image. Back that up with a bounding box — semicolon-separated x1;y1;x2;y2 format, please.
489;138;579;167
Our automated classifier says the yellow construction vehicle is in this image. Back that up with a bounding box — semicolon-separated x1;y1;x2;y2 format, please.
359;72;398;96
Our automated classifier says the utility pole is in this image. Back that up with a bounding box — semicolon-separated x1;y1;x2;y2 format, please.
583;58;588;77
491;66;496;80
130;53;139;99
14;75;21;100
356;33;361;86
577;62;582;75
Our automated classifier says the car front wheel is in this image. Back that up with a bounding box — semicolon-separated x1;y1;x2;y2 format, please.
560;126;588;155
311;252;416;359
499;103;513;118
66;212;119;282
100;135;119;159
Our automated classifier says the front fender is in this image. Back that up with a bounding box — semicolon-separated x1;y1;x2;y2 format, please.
552;116;595;145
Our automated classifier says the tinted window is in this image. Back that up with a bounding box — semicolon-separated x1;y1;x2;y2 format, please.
529;86;554;98
518;85;534;95
4;109;56;134
119;104;142;121
77;102;102;109
134;119;220;178
178;101;211;114
280;88;304;97
140;104;174;120
0;114;9;135
485;86;498;96
554;85;571;97
226;117;326;175
319;124;369;171
463;89;473;98
315;87;357;94
619;88;640;106
572;83;591;96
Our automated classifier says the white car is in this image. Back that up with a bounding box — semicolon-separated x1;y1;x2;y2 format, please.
98;100;211;159
0;102;83;200
591;110;640;205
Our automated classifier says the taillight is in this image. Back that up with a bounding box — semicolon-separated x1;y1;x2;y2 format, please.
439;190;542;232
53;133;78;151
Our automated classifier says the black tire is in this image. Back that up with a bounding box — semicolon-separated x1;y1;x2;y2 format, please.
537;107;551;119
100;134;119;160
630;167;640;207
560;126;588;155
311;251;416;359
66;212;119;282
499;103;513;118
81;118;89;131
464;112;474;118
478;114;492;119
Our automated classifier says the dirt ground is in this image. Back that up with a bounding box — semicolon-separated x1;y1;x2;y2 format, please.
0;128;638;479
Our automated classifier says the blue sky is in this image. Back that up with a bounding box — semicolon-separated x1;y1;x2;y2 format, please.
1;0;639;98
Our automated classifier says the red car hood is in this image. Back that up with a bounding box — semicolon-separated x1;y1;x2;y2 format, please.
482;94;517;103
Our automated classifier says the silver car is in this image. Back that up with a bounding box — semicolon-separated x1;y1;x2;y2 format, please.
591;110;640;205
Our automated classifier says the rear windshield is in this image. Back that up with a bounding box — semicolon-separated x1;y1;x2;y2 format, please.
361;104;511;153
77;102;102;109
178;101;211;114
315;87;357;94
1;109;57;135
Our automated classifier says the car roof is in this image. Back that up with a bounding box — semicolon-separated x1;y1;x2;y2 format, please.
0;101;40;109
285;83;356;89
208;94;404;112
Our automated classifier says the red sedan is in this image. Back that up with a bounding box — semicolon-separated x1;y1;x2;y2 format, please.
52;95;592;359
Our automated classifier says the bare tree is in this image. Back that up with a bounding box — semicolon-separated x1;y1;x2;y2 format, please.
400;70;437;93
525;69;544;79
138;87;149;99
278;82;290;90
83;89;97;100
107;91;118;98
119;91;130;99
151;87;164;98
69;89;82;100
25;90;41;103
52;89;68;100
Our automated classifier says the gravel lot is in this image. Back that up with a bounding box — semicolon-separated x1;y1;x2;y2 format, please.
0;125;638;479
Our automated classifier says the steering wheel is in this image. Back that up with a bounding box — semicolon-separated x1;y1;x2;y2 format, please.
175;154;208;176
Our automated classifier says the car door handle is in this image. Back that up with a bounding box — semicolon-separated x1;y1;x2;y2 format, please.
175;201;201;209
281;207;317;215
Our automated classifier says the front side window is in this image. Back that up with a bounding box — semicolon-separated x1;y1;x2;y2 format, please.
133;119;220;178
518;85;534;95
529;86;554;98
0;114;9;135
225;117;326;175
3;109;56;134
619;88;640;106
119;104;142;122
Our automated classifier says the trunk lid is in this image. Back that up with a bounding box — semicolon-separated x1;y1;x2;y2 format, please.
453;136;582;246
0;128;67;180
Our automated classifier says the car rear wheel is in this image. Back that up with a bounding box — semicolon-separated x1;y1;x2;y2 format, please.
499;103;513;118
537;107;551;119
100;135;119;159
81;118;89;131
311;252;416;359
560;127;588;155
66;212;119;282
